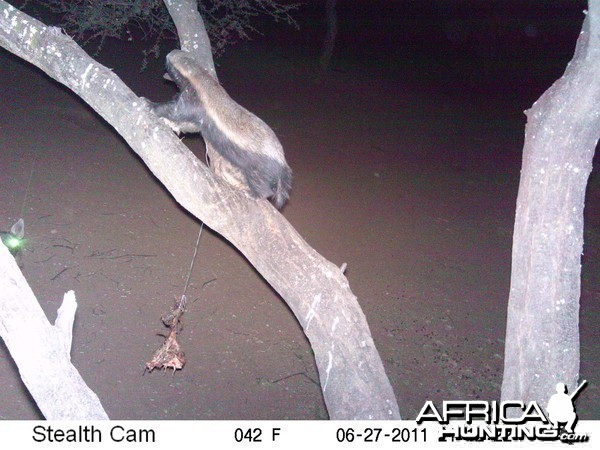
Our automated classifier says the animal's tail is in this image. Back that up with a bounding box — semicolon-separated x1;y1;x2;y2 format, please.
272;165;293;209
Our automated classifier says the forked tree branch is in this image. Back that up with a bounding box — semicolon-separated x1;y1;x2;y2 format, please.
0;0;400;419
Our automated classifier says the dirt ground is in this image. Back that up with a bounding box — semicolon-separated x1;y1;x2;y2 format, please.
0;3;598;420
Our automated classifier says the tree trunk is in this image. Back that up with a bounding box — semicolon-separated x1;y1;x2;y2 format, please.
320;0;338;71
501;3;599;412
0;0;400;419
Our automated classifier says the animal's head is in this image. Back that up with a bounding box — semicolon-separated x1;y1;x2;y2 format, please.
1;218;25;256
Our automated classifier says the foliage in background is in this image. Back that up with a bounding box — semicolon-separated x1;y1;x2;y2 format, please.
19;0;299;66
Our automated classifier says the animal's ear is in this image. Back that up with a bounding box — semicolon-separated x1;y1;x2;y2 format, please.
11;218;24;239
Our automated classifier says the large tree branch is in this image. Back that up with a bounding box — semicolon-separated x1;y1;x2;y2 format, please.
162;0;215;76
501;3;599;410
0;1;400;419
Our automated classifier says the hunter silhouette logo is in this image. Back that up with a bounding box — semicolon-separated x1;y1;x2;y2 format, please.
546;380;587;435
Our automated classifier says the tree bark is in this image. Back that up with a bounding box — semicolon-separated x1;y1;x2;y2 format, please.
0;1;400;419
320;0;338;71
0;243;108;419
501;3;599;412
163;0;215;76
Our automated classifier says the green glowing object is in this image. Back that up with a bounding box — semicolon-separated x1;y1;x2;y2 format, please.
5;236;23;251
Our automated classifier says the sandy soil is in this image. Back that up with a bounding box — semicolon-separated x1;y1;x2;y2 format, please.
0;4;598;420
